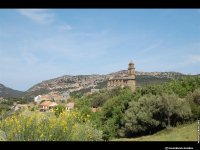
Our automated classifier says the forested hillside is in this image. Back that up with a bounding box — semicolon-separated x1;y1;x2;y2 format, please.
0;75;200;141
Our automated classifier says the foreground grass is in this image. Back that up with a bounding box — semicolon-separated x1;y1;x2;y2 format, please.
115;123;197;141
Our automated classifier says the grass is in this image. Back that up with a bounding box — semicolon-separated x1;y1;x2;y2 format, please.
115;122;197;141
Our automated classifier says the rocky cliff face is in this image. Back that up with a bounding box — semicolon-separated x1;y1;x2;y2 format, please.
23;71;185;99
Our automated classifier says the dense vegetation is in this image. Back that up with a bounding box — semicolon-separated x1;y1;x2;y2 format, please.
73;75;200;140
0;97;28;114
0;109;102;141
0;75;200;141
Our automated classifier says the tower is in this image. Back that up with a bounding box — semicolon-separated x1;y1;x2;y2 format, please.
127;61;136;92
128;61;135;78
107;61;136;92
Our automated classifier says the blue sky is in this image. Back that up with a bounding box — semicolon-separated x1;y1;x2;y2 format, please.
0;9;200;91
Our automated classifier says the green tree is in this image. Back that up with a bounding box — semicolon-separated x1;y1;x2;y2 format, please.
98;87;133;140
159;93;191;128
186;89;200;119
167;76;200;98
122;94;162;137
53;105;65;117
122;93;191;137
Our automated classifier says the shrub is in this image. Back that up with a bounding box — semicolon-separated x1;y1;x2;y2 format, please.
0;109;103;141
71;123;103;141
53;105;66;117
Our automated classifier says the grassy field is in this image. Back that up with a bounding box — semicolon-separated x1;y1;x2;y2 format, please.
115;122;197;141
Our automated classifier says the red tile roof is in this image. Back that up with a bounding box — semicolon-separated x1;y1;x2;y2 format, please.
40;101;58;107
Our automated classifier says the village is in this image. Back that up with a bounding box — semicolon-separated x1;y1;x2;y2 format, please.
7;62;136;114
11;62;135;113
9;88;101;113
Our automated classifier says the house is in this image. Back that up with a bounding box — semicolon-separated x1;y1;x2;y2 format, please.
34;95;42;103
66;102;75;111
40;101;58;112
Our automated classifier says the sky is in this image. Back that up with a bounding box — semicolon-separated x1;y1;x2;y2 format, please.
0;9;200;91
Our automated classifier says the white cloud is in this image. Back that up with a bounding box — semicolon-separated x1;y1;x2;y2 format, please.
18;9;54;24
57;24;72;31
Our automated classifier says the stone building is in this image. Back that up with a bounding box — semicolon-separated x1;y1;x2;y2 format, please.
107;61;136;92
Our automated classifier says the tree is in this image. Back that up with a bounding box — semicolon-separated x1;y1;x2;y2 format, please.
186;89;200;119
122;94;162;137
159;93;191;128
98;87;133;140
121;93;191;137
167;76;200;98
89;92;109;108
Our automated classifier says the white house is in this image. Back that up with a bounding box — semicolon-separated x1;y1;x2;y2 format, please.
34;95;42;103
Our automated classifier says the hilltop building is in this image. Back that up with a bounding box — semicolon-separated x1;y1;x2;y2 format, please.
107;61;136;91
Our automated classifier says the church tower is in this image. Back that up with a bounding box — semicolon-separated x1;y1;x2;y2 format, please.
127;61;136;92
107;61;136;92
128;61;135;78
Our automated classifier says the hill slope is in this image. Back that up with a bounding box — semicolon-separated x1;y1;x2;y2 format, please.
0;84;23;98
115;123;197;141
23;71;185;99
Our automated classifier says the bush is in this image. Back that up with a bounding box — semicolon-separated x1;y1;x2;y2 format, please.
0;110;103;141
71;123;103;141
0;130;6;141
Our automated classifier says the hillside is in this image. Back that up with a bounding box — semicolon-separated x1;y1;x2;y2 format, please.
115;123;197;141
0;84;23;98
23;75;106;99
22;71;186;99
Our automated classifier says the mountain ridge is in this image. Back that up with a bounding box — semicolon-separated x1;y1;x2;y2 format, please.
0;83;23;98
22;70;187;99
1;70;196;99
